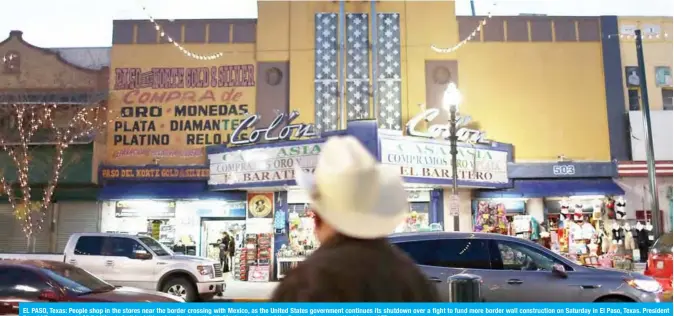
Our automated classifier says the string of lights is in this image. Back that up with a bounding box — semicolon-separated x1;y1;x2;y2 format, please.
0;103;114;240
430;3;497;54
140;5;224;60
609;32;670;40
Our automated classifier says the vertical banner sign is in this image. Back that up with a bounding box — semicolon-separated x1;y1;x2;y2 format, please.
108;44;257;164
246;193;275;234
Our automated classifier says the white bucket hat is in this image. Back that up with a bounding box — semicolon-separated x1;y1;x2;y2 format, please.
294;136;408;239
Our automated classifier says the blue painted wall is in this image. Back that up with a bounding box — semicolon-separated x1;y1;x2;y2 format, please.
600;16;631;161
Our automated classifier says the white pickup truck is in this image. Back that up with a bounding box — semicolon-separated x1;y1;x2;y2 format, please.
0;232;225;302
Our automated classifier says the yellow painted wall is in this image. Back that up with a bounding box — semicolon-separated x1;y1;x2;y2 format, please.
257;0;609;161
618;17;673;111
107;43;256;165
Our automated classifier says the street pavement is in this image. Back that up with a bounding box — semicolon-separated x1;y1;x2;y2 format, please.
210;274;277;301
208;264;652;301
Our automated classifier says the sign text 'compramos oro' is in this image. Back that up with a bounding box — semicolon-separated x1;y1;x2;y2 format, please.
208;143;323;186
379;137;508;184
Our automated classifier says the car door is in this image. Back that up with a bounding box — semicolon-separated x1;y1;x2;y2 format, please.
393;237;492;301
103;237;156;290
68;236;110;279
487;239;579;302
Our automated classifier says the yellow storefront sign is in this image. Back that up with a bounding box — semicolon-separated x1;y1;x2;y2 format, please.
107;56;256;165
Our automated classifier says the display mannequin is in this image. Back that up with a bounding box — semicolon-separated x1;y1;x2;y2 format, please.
601;226;611;253
611;221;623;245
615;197;627;220
573;204;584;222
570;217;585;254
592;200;603;220
560;200;571;220
636;221;651;263
623;222;635;252
581;217;596;240
645;221;655;242
605;198;616;219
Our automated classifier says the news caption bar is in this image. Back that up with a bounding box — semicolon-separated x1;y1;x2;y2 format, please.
19;303;673;316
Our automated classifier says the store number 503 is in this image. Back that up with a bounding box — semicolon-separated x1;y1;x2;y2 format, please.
552;165;575;176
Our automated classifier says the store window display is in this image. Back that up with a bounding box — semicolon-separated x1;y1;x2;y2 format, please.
473;201;508;234
276;204;320;279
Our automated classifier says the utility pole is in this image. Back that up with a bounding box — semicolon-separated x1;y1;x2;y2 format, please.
634;29;662;238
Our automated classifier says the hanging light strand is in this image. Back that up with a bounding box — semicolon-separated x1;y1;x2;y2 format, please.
0;102;113;240
608;32;670;40
431;3;497;54
140;6;224;60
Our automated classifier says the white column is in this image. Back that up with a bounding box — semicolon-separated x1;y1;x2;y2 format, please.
443;189;473;232
526;198;545;224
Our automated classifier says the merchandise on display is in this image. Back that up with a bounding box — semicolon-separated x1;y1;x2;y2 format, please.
241;233;273;282
473;201;508;234
277;205;318;279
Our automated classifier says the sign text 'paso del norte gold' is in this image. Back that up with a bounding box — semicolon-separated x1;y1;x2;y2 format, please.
107;64;256;165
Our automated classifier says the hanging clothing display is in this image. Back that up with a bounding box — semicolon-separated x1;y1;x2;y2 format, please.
636;224;651;263
611;225;624;244
615;197;627;220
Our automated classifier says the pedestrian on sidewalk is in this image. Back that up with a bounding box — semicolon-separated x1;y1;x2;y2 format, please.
270;136;440;302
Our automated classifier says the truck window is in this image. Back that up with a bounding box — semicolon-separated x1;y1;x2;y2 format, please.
138;236;171;256
108;237;149;259
74;236;104;256
0;267;49;299
393;239;491;269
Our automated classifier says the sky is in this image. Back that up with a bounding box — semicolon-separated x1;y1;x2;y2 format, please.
1;0;672;47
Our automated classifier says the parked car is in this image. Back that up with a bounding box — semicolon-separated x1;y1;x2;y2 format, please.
0;259;182;314
644;232;673;296
0;233;224;302
389;232;664;302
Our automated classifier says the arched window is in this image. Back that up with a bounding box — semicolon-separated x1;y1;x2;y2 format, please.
3;51;21;74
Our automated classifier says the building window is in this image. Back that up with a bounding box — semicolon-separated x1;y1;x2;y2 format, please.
628;89;640;111
662;89;673;111
2;51;20;74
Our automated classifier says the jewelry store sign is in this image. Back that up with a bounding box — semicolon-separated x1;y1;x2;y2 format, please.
380;137;508;184
208;142;323;186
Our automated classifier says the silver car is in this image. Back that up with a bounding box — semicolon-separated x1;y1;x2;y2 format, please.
389;232;664;302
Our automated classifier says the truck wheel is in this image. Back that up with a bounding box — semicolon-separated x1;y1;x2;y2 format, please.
162;277;197;302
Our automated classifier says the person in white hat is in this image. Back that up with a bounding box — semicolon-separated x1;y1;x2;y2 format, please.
270;136;440;302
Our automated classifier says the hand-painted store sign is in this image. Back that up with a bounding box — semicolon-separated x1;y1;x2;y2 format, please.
100;165;210;181
231;111;316;145
406;109;489;144
379;136;508;184
208;142;323;186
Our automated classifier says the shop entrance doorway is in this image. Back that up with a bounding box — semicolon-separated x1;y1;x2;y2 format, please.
200;218;245;272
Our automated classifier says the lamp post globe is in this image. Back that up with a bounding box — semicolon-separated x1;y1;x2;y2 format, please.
443;82;462;112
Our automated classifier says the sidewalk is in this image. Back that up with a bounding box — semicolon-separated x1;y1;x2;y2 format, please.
212;275;278;301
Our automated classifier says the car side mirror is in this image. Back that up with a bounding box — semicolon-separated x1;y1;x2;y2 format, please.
134;250;152;260
552;264;568;278
38;289;61;302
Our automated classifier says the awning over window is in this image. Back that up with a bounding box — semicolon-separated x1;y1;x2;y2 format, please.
475;178;625;199
99;181;246;200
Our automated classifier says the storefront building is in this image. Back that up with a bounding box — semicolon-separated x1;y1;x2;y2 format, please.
608;17;673;234
101;2;643;276
0;31;108;252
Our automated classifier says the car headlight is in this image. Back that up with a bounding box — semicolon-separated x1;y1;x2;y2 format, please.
197;265;214;277
627;279;662;293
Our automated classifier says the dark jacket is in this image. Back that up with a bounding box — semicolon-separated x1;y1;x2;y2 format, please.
270;234;440;302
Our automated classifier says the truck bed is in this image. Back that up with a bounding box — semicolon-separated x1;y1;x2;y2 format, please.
0;253;65;262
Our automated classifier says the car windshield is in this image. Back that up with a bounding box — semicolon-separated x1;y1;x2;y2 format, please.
139;236;172;256
652;233;673;254
40;265;114;295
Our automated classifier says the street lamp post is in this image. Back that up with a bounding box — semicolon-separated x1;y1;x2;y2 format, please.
443;82;462;232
